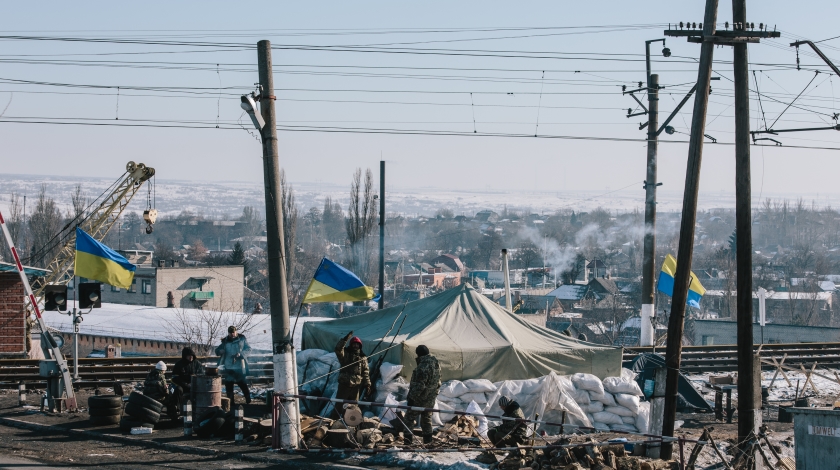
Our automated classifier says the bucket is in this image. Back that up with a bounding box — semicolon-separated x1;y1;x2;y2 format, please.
192;375;222;420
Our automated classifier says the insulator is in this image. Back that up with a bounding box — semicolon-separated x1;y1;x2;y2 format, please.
679;22;684;28
751;22;755;30
699;23;702;29
692;22;697;29
725;21;729;29
759;23;764;30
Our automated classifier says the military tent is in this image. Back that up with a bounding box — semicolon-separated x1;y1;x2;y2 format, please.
301;283;622;382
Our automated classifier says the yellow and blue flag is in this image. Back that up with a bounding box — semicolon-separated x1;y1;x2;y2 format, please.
657;254;706;308
302;258;374;303
74;228;136;289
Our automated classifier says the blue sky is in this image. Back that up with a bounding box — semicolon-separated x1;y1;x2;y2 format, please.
1;1;839;201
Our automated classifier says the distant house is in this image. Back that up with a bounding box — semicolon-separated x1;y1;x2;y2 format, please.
474;210;499;223
588;278;619;297
548;284;589;311
430;254;465;273
499;294;563;315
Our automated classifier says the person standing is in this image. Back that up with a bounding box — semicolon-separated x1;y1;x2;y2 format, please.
333;331;371;417
391;345;441;445
216;326;251;404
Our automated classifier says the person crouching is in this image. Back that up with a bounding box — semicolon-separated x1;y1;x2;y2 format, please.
487;395;527;448
143;361;181;419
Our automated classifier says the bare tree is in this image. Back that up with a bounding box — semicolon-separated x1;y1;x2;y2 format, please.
163;302;258;356
345;168;377;283
70;183;87;222
280;169;298;293
27;184;63;268
0;193;24;262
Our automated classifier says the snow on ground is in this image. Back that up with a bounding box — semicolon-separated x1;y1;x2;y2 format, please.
686;368;840;404
360;451;486;470
41;302;330;352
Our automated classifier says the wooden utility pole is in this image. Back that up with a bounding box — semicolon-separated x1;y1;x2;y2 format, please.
379;160;385;309
733;0;761;445
660;1;719;458
257;40;297;449
640;72;660;347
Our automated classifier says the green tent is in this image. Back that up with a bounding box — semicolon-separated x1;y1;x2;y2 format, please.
302;283;622;382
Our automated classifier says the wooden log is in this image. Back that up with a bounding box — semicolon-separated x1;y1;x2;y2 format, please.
324;429;352;448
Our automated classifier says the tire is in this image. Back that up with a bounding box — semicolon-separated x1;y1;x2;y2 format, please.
90;414;122;426
119;417;155;433
89;406;122;417
195;407;226;438
88;395;123;409
124;402;161;424
128;391;164;413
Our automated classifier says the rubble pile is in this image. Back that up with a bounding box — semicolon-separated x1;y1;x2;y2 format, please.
480;442;680;470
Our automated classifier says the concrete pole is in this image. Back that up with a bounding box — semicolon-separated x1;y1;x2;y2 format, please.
733;0;762;447
379;160;385;310
257;40;298;449
661;0;718;459
502;249;512;311
640;73;659;347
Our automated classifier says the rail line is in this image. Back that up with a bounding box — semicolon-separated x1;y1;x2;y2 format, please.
1;342;839;389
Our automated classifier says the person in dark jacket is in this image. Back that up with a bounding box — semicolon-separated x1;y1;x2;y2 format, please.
216;326;252;404
144;361;180;419
391;345;441;445
172;347;205;398
333;331;371;418
487;395;527;447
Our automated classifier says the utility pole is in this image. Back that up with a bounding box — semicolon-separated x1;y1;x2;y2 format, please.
660;1;718;458
379;160;385;310
257;40;297;449
733;0;761;448
640;71;660;347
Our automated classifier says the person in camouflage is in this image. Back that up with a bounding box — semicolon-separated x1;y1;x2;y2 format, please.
487;395;527;448
143;361;180;419
391;345;441;445
333;331;371;418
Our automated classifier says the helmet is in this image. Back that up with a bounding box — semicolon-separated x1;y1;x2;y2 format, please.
155;361;167;371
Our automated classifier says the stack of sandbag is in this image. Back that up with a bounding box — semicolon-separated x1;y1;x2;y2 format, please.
570;370;646;433
372;362;409;419
295;349;340;415
435;379;498;424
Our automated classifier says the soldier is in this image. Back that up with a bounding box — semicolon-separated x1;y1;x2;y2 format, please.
172;347;205;400
487;395;527;448
216;326;251;404
391;345;441;445
143;361;181;419
333;331;371;417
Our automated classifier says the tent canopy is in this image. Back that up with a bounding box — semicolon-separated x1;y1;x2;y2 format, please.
302;283;622;382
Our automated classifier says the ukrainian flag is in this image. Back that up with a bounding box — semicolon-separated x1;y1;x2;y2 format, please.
302;258;374;303
657;254;706;308
74;228;136;289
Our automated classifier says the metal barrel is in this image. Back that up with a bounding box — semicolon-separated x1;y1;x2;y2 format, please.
191;375;222;421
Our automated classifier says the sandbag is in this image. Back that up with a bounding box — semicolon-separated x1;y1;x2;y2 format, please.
605;405;635;417
592;411;624;425
593;422;611;431
466;400;489;438
376;376;409;400
296;348;328;366
571;373;605;394
463;379;497;393
436;394;461;405
614;393;641;414
379;362;403;384
435;399;457;424
461;392;488;405
609;423;638;432
317;352;340;368
589;389;617;407
439;380;470;398
582;402;604;413
620;368;636;380
635;402;650;434
621;416;635;425
570;388;591;405
380;394;401;422
604;376;643;396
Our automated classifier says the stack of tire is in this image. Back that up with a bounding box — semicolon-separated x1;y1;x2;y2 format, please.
120;392;163;433
88;395;123;426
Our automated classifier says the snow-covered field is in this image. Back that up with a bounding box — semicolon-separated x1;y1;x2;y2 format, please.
687;368;840;404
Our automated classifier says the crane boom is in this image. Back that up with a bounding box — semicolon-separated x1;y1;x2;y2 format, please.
33;161;155;297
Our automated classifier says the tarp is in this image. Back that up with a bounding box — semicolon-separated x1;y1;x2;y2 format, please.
302;283;622;382
623;353;713;412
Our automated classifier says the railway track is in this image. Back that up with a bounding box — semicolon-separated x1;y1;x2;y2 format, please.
2;342;839;389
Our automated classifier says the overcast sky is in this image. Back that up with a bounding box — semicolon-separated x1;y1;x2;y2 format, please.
1;1;839;203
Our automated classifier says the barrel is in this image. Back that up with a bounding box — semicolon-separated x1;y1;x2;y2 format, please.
192;375;222;421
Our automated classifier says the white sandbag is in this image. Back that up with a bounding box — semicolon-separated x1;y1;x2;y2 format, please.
376;376;409;400
316;352;340;368
571;388;591;405
463;379;497;393
609;423;638;433
436;394;461;405
587;413;595;426
379;362;403;384
435;400;457;424
593;422;611;431
621;368;636;381
571;373;605;394
439;380;470;398
460;392;488;405
621;416;636;425
635;402;650;434
592;411;624;425
380;394;401;422
296;348;328;366
605;405;635;418
582;402;604;413
466;400;489;438
603;376;643;396
589;389;617;407
614;393;641;414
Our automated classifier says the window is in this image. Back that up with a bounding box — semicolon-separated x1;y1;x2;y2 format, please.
111;285;120;292
128;280;136;293
142;280;152;294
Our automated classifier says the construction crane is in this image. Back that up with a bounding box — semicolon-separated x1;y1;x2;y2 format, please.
0;161;155;412
32;161;156;298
